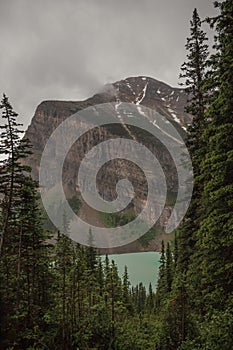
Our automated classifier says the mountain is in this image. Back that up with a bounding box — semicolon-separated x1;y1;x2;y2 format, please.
24;76;192;253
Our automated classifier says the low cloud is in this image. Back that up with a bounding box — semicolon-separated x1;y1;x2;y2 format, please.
0;0;216;128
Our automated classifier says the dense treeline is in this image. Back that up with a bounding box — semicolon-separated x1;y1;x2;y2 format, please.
0;0;233;349
0;95;160;349
155;1;233;349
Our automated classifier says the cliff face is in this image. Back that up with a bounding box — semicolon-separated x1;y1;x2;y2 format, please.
25;76;191;252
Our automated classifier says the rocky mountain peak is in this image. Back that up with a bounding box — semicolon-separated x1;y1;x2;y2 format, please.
24;76;192;253
94;76;191;129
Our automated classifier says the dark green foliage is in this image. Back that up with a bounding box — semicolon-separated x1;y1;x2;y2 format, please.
180;8;209;123
42;195;81;231
155;240;166;307
100;209;136;228
155;2;233;348
67;195;81;215
165;242;173;293
146;282;154;312
0;107;159;348
192;0;233;314
138;227;158;247
0;95;52;349
0;94;32;254
178;7;210;267
1;1;233;347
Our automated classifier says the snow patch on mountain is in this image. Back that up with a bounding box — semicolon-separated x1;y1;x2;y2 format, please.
168;108;181;124
126;81;136;95
135;83;148;105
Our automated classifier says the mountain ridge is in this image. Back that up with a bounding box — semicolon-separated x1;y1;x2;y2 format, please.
25;76;191;253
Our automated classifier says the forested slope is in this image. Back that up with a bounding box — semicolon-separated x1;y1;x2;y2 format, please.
0;1;232;349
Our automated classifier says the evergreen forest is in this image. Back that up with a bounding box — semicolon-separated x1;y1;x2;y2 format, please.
0;1;233;349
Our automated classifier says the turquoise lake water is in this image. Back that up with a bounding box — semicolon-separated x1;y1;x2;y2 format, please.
106;252;161;290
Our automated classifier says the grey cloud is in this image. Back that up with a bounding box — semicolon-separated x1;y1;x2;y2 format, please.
0;0;217;128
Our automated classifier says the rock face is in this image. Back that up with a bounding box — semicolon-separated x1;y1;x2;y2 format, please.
25;76;191;253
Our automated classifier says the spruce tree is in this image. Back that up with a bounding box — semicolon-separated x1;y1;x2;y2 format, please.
155;240;166;307
147;282;154;311
0;94;31;254
195;0;233;312
0;96;51;349
165;242;173;293
177;8;210;274
155;9;211;348
180;7;209;158
176;1;233;348
122;265;133;312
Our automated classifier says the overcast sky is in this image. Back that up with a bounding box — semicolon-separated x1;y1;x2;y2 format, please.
0;0;217;128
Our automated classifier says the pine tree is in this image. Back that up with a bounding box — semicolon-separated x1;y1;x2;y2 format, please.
194;0;233;312
155;241;166;307
180;7;209;158
173;232;178;269
0;94;31;254
177;8;210;275
154;9;211;348
0;96;51;349
174;1;233;348
122;266;132;311
86;228;98;271
147;282;154;311
165;242;173;293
